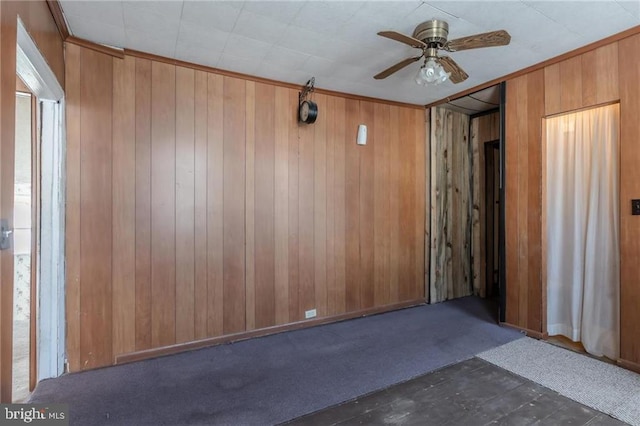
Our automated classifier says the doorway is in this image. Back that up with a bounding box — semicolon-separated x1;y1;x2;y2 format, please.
12;86;36;402
484;140;500;300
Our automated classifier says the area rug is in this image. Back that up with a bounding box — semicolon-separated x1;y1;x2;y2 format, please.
478;337;640;425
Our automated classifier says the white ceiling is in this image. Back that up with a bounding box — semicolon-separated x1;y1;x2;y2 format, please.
59;0;640;106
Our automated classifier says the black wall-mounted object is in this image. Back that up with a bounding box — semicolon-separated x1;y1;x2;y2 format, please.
632;199;640;215
298;78;318;124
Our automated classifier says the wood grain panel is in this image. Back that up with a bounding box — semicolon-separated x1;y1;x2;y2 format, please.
245;81;256;330
526;70;544;332
332;97;347;314
150;61;176;347
175;66;195;343
619;33;640;365
194;70;208;339
389;106;401;303
112;55;136;355
559;56;583;112
516;75;529;328
314;94;328;316
325;96;337;316
429;107;471;303
134;58;152;350
595;43;619;105
345;99;361;311
254;83;276;328
505;77;521;325
79;48;113;369
415;108;426;300
298;103;315;318
579;43;620;107
287;89;300;322
274;87;290;325
359;101;375;308
399;107;417;301
374;103;391;306
222;76;246;334
64;42;82;373
207;73;224;337
544;63;561;116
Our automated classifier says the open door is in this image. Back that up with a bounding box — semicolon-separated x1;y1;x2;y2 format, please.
0;18;65;403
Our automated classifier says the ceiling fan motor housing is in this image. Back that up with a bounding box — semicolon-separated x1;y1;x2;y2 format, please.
413;20;449;46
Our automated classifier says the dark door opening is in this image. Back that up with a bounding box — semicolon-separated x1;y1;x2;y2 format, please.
484;140;500;300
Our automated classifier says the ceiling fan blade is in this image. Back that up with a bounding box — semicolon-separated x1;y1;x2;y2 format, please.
378;31;426;49
443;30;511;52
374;56;422;80
439;56;469;84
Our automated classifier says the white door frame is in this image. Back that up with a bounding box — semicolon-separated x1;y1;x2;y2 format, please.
15;17;66;381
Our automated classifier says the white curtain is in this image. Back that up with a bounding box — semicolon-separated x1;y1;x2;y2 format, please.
546;103;619;360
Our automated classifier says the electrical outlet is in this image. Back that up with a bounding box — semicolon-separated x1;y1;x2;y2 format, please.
632;199;640;216
305;309;317;319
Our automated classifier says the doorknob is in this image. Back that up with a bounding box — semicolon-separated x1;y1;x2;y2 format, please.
0;219;13;250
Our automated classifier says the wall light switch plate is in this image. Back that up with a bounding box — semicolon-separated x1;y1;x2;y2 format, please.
305;309;317;319
632;199;640;216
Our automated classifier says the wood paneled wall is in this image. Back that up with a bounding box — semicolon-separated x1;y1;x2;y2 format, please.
505;35;640;368
0;0;64;402
470;112;499;298
428;107;471;303
65;43;426;371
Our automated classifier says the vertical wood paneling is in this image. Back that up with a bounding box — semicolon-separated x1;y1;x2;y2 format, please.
254;83;276;328
415;108;426;300
274;87;290;325
332;97;347;314
389;106;401;304
194;71;208;339
134;58;152;350
582;43;619;106
526;70;544;332
65;47;429;370
112;55;136;355
359;102;375;308
79;48;113;368
314;95;328;317
207;73;224;336
399;108;417;301
429;107;470;303
560;56;583;112
175;66;195;343
505;76;521;326
150;61;176;347
619;34;640;365
222;77;246;334
287;89;300;321
515;76;529;327
345;99;361;311
544;63;561;116
325;96;337;316
298;104;315;318
64;42;81;372
374;103;391;306
245;81;256;330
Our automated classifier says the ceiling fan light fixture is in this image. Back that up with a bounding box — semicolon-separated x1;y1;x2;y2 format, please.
415;58;450;86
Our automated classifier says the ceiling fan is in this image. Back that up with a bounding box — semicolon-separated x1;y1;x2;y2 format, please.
374;20;511;85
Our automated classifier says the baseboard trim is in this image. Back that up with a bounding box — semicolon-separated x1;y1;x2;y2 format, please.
617;358;640;374
500;322;548;340
116;299;426;365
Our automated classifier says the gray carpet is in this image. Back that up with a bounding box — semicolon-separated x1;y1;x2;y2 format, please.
30;296;522;425
479;338;640;426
